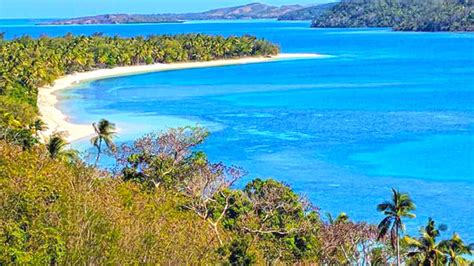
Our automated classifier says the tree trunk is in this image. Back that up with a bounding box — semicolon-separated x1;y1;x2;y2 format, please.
95;138;102;166
396;226;400;266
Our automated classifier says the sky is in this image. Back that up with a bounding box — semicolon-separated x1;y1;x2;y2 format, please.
0;0;332;19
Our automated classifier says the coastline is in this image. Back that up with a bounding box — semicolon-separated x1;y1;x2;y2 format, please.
38;53;323;142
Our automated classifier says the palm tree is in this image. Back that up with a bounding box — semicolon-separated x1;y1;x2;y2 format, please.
30;119;48;137
327;212;350;225
403;218;446;265
46;133;76;161
377;188;416;266
439;233;472;265
90;119;116;166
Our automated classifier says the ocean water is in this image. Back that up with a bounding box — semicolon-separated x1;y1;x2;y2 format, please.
2;20;473;240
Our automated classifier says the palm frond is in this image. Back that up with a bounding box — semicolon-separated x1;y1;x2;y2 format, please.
377;201;394;212
377;216;393;240
46;133;69;159
403;235;423;249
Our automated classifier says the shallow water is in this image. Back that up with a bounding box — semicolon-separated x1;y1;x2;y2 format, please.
2;20;473;240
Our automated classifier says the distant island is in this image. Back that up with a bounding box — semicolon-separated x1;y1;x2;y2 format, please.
40;1;473;32
42;14;184;25
311;0;474;32
42;3;308;25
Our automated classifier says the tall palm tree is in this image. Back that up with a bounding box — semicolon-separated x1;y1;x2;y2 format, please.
439;233;472;265
90;119;116;166
403;218;446;265
46;133;76;161
377;188;416;266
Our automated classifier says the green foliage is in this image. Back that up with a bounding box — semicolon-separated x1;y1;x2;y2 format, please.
0;141;221;264
0;97;37;127
243;179;307;230
0;127;39;150
45;133;77;161
311;0;474;32
403;218;447;265
211;189;253;231
1;127;471;264
326;212;350;225
403;218;473;265
278;3;337;20
218;237;257;265
236;179;321;262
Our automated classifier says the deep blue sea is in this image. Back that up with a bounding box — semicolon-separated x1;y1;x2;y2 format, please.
2;20;473;240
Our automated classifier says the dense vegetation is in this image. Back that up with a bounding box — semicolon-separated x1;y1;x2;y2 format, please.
278;3;337;21
311;0;474;32
0;34;279;145
1;125;472;264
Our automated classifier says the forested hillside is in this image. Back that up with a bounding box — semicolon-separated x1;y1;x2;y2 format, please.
311;0;474;31
278;3;337;21
1;125;472;264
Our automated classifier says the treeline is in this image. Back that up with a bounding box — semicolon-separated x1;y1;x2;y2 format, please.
1;123;472;264
0;34;279;138
311;0;474;32
278;3;337;21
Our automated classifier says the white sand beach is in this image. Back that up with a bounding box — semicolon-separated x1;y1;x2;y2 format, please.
38;53;323;142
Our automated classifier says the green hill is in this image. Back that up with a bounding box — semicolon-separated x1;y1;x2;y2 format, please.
43;3;305;25
311;0;474;32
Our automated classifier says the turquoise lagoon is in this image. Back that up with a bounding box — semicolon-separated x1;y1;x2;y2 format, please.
2;20;473;240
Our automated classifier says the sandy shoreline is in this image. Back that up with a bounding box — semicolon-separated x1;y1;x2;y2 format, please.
38;53;323;142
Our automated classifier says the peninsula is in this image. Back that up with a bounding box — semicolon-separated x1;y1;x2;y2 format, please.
0;34;280;144
38;53;323;142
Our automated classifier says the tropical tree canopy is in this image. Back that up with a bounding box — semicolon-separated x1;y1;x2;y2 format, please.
1;128;473;265
91;119;117;165
311;0;474;32
377;188;416;265
0;34;279;148
46;132;73;160
404;218;473;265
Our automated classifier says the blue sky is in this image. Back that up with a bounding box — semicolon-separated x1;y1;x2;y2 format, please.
0;0;333;19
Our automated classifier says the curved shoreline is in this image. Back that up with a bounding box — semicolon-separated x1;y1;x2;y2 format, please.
38;53;324;142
